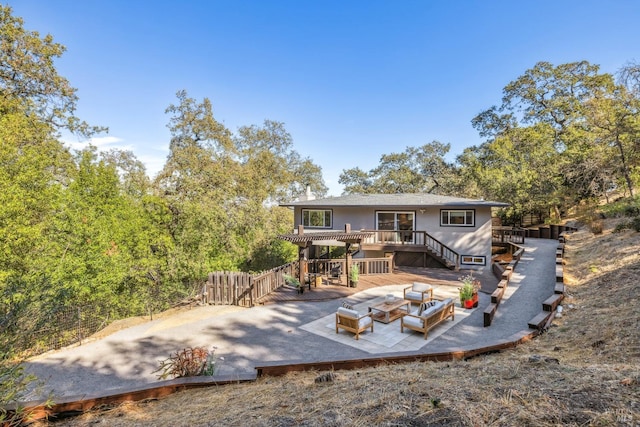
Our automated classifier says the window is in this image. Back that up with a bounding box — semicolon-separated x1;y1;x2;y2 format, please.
302;209;332;228
441;209;475;227
462;255;486;266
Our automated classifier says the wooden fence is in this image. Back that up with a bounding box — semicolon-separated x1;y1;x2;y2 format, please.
493;224;578;245
203;257;393;307
493;227;526;244
203;263;296;307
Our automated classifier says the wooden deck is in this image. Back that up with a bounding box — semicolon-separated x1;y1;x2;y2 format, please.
257;267;497;304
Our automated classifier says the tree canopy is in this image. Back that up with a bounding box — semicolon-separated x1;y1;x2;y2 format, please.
466;61;639;222
339;141;458;195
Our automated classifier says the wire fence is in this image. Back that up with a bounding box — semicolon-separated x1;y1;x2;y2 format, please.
32;306;110;352
17;304;115;355
1;281;202;357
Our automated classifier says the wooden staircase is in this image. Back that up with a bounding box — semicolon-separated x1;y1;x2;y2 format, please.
361;230;459;270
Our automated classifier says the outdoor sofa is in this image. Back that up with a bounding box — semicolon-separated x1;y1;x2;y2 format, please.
400;298;454;339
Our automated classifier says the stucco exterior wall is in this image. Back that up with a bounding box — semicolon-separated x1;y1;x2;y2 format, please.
292;205;494;268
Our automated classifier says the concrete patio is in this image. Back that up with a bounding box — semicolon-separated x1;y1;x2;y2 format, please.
23;238;558;403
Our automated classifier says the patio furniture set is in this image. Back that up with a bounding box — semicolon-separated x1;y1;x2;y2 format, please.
335;282;455;340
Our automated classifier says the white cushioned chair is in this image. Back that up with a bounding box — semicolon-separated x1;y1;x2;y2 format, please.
401;298;454;339
403;282;434;307
335;307;373;340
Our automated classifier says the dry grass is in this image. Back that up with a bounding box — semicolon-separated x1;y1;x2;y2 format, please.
44;220;640;426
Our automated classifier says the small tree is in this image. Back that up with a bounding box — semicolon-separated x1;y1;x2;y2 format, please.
349;264;359;287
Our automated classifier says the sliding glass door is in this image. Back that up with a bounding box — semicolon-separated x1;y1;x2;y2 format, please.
376;211;414;243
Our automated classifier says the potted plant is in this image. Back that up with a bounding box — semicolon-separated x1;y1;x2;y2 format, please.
349;263;359;288
284;274;303;294
459;273;481;308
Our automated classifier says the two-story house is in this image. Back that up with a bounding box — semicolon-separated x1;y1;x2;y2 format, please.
281;192;509;270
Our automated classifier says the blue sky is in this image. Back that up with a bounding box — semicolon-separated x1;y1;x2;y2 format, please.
8;1;640;195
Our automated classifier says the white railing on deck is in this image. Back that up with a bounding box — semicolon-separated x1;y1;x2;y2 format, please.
306;257;393;276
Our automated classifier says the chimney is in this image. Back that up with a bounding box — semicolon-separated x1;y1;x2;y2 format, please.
299;185;315;201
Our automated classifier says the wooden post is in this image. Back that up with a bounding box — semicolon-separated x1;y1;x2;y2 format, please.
297;225;306;286
344;224;351;285
298;245;307;286
345;243;351;285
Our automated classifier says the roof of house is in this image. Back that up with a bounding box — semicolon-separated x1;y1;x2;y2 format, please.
280;193;509;208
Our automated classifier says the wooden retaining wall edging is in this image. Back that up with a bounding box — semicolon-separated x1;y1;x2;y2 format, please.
527;232;568;331
254;329;539;377
12;329;542;423
483;242;524;327
9;373;256;424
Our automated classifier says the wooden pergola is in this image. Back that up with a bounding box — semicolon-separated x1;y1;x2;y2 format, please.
278;224;374;286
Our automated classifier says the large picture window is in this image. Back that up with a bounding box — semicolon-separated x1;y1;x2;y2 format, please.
441;209;475;227
302;209;332;228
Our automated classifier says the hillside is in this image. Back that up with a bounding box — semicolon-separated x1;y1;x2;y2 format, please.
46;219;640;426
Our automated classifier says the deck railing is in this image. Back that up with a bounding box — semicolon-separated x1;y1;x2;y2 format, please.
492;227;526;244
204;262;296;307
361;230;459;269
307;257;393;276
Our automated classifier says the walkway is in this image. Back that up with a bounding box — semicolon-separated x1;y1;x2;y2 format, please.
23;238;558;402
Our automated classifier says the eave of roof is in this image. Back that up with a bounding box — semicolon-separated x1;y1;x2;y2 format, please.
280;193;509;208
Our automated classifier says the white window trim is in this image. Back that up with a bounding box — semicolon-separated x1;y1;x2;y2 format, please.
461;255;486;266
440;209;475;227
302;209;332;228
375;211;415;243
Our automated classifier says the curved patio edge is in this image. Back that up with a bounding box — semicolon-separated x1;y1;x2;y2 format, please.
13;329;539;423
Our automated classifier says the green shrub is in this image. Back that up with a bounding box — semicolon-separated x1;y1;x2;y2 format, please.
283;274;301;287
613;221;629;233
631;217;640;232
601;195;640;218
624;205;640;217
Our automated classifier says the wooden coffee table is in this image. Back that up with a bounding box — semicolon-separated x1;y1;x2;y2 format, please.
368;298;411;324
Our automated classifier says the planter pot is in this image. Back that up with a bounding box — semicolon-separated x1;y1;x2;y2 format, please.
350;281;358;288
463;292;478;309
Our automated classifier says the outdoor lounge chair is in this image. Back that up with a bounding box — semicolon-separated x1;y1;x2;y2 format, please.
329;265;342;284
335;307;373;339
403;282;434;307
400;298;454;339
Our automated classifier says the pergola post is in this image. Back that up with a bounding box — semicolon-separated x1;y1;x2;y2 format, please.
345;242;351;285
344;224;351;285
298;244;307;286
297;225;307;285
